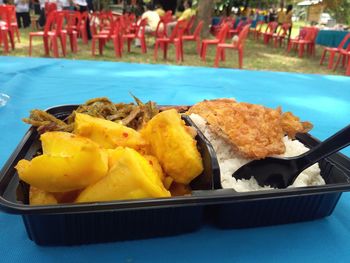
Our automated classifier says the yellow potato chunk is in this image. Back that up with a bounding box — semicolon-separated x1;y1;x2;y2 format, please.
76;147;171;203
16;132;108;192
141;109;204;184
74;113;146;149
29;186;58;205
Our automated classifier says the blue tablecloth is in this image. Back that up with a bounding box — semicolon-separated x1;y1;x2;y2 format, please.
1;57;350;262
316;30;350;48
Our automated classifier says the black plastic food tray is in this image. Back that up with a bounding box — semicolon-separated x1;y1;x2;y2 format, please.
1;105;350;246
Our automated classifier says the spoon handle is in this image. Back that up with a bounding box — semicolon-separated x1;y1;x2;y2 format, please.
297;124;350;170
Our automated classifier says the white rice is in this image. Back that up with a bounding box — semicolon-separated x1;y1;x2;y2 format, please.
190;114;325;192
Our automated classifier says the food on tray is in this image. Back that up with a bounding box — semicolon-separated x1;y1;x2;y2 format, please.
74;113;147;150
141;109;204;184
76;147;170;203
23;96;159;133
188;99;312;159
17;100;204;205
189;99;325;192
16;132;108;192
29;186;58;205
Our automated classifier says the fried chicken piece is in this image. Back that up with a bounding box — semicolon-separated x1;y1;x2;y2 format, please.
188;99;312;159
281;112;313;138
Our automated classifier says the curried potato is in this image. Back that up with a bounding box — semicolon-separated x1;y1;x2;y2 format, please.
29;186;58;205
141;109;203;184
16;132;108;192
76;147;171;203
74;113;147;150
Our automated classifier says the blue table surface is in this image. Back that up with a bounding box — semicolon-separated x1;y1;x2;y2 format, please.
1;57;350;262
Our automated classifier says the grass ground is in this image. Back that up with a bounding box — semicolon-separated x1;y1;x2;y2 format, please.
2;21;348;76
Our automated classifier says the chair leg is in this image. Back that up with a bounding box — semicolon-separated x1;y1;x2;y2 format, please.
98;39;103;55
29;35;32;56
214;46;221;67
201;43;207;61
163;43;168;60
91;38;96;56
127;38;131;52
43;36;49;56
238;48;243;69
333;54;342;71
196;39;200;55
298;43;304;58
15;27;20;43
220;48;225;61
141;37;147;53
60;34;67;57
328;51;335;69
154;41;159;60
2;30;9;53
52;37;59;58
346;57;350;76
320;49;327;65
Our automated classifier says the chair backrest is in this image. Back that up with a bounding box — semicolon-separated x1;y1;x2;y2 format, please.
43;11;57;35
338;32;350;49
6;5;17;24
256;21;264;32
192;20;203;38
64;11;81;33
45;2;57;17
184;15;196;33
169;20;187;41
264;21;278;33
217;23;229;42
154;19;166;38
236;24;251;48
136;18;147;37
0;5;11;26
276;23;290;37
304;27;318;42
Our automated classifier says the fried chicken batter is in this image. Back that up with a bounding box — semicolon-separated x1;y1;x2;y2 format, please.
188;99;312;159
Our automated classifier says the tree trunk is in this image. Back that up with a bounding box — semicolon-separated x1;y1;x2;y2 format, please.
197;0;214;38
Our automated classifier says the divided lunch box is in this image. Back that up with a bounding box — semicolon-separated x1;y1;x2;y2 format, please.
1;105;350;246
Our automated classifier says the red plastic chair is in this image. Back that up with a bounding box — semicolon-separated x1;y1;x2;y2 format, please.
262;21;278;44
45;2;57;17
320;33;350;69
29;11;65;58
154;20;187;63
250;20;264;40
91;19;121;57
333;43;350;74
214;24;251;69
61;11;80;53
7;5;20;43
184;15;195;35
79;12;89;44
182;20;203;54
0;5;13;53
287;27;318;58
122;18;147;53
200;23;229;61
273;23;291;48
228;20;245;37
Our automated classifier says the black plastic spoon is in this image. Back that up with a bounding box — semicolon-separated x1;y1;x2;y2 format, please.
232;124;350;188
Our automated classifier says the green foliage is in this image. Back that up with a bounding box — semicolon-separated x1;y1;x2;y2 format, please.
324;0;350;25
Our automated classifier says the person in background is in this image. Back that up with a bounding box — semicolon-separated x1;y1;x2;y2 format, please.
268;5;277;22
285;4;293;39
277;2;285;26
57;0;73;10
73;0;91;39
14;0;31;28
241;3;250;18
177;0;192;22
167;0;192;35
175;0;184;19
155;3;165;17
135;3;160;46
